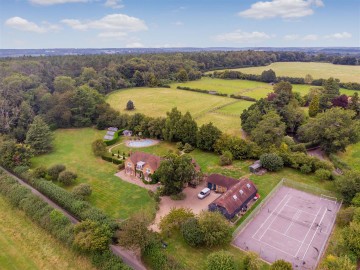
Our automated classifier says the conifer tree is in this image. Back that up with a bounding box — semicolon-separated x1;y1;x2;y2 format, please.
309;95;320;117
25;116;53;154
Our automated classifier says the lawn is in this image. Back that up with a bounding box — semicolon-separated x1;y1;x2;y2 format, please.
31;128;155;220
208;62;360;83
0;196;95;270
106;87;231;118
336;141;360;172
216;100;254;115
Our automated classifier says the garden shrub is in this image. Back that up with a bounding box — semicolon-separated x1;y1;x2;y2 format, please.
72;183;92;199
176;142;184;150
13;165;30;175
315;169;332;180
206;251;236;270
92;139;107;156
170;192;186;200
260;153;284;171
220;150;233;166
47;164;66;181
270;259;292;270
300;164;312;174
183;143;194;153
58;170;77;186
181;217;204;247
32;166;48;179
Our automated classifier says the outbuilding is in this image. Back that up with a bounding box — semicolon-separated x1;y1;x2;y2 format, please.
249;160;262;173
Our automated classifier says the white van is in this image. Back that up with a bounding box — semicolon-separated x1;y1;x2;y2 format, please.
198;188;210;199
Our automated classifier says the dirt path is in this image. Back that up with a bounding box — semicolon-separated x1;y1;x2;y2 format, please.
0;166;147;270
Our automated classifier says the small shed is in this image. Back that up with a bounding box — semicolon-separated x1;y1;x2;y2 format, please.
123;130;132;136
249;160;262;173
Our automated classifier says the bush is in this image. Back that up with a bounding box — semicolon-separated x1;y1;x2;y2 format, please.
47;164;66;181
92;139;107;156
176;142;184;150
170;192;186;200
260;153;283;172
270;259;292;270
243;251;261;270
206;251;236;270
337;207;355;227
315;169;332;180
159;208;195;233
32;166;48;179
220;151;233;166
300;164;312;174
13;166;30;175
72;183;92;199
181;218;204;247
58;170;77;186
183;143;194;153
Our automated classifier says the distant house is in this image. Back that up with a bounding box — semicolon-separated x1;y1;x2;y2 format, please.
249;160;262;173
206;174;238;193
125;152;161;181
123;130;133;137
209;178;257;219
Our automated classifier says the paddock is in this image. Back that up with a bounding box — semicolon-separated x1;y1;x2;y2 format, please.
233;186;340;269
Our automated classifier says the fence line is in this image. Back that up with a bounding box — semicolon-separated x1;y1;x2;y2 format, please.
232;179;284;237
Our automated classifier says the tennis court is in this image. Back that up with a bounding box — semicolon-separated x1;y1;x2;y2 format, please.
233;186;340;269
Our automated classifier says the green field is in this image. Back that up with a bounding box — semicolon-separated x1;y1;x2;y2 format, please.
337;141;360;171
31;128;155;220
0;196;94;270
208;62;360;83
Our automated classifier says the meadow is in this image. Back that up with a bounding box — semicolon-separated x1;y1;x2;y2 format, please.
337;141;360;172
207;62;360;83
31;128;155;220
0;196;94;270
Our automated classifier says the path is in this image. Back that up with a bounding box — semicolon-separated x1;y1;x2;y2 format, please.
115;170;159;192
108;142;124;153
0;166;147;270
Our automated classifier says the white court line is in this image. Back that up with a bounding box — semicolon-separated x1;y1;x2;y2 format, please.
268;228;302;243
258;196;292;241
320;197;337;204
301;207;328;260
294;206;322;258
285;204;317;216
252;194;290;240
284;209;300;235
257;238;297;258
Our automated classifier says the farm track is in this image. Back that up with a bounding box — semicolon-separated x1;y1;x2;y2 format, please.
194;100;240;120
0;165;147;270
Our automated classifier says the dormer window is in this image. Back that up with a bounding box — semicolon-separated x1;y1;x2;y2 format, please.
233;195;238;200
246;183;251;189
127;162;132;167
239;189;244;195
136;161;146;169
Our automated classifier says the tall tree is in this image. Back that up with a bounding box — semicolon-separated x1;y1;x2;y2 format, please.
349;92;360;118
309;94;320;117
298;107;360;154
319;77;340;111
53;76;76;93
197;122;222;151
177;111;198;145
25;116;53;154
304;74;313;84
251;111;286;149
153;153;197;195
162;107;182;142
260;69;276;82
176;69;189;82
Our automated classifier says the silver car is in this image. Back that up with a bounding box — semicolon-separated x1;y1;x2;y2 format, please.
198;188;210;199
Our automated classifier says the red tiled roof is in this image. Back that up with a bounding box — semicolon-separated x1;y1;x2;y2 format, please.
129;152;161;171
212;178;257;215
207;174;238;189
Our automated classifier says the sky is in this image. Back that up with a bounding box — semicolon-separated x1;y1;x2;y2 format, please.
0;0;359;49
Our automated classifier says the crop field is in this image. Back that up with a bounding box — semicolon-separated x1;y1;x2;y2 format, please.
208;62;360;83
31;128;155;220
0;196;94;270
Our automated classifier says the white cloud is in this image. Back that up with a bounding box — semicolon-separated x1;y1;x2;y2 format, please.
61;14;147;32
98;31;127;39
29;0;88;5
239;0;324;19
303;34;318;41
5;17;60;33
173;21;184;26
283;34;300;40
104;0;124;9
325;32;352;39
215;29;271;43
126;42;144;48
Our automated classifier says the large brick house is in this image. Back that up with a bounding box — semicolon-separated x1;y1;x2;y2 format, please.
208;177;257;219
125;152;161;181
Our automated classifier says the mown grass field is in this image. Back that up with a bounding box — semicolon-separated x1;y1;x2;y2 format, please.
0;196;94;270
208;62;360;83
31;128;155;220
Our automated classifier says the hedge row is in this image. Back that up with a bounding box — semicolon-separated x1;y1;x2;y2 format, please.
31;178;116;229
101;155;124;165
176;86;227;97
104;129;124;146
0;170;129;270
229;94;257;102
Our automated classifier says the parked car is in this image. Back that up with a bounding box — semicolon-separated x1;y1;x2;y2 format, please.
198;188;210;199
